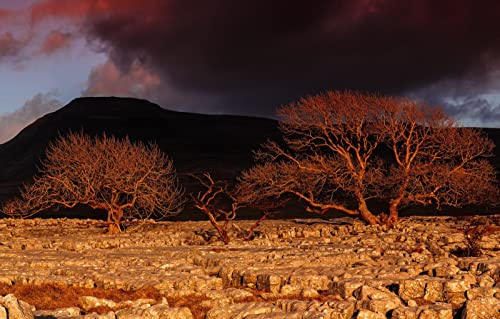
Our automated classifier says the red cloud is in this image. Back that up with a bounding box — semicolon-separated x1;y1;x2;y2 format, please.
40;30;71;55
0;9;10;18
29;0;151;24
30;0;93;24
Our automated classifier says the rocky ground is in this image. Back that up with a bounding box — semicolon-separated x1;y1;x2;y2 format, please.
0;215;499;319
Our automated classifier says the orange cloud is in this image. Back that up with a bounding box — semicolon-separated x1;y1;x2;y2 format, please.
40;30;72;55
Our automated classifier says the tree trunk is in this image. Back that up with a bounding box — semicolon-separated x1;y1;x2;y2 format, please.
355;189;380;225
386;176;408;227
244;211;269;241
107;208;123;234
358;201;380;225
206;212;230;244
386;200;399;227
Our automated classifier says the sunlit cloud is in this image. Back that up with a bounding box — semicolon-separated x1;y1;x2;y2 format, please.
82;59;161;100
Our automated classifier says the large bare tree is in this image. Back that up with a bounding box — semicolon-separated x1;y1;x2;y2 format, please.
3;133;184;233
249;91;497;225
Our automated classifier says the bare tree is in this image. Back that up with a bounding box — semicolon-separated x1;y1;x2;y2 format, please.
254;91;388;224
191;172;287;244
250;91;497;225
379;99;497;225
190;173;239;244
3;132;184;233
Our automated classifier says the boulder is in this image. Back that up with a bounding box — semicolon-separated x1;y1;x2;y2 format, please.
423;278;444;302
0;306;6;319
0;295;34;319
399;278;427;301
461;297;500;319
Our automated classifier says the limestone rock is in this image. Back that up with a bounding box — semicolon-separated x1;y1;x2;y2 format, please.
205;288;254;301
288;274;330;291
116;304;192;319
359;298;402;315
81;312;116;319
279;285;301;296
461;297;500;319
354;285;399;300
356;309;386;319
423;278;444;302
244;311;325;319
418;303;453;319
443;279;470;293
0;306;6;319
399;278;427;301
300;288;320;299
330;279;365;299
79;296;117;312
466;287;500;300
0;294;34;319
34;307;81;317
205;302;279;319
391;307;419;319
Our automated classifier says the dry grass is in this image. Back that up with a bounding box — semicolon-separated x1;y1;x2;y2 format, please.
0;283;215;318
0;283;160;312
0;283;349;318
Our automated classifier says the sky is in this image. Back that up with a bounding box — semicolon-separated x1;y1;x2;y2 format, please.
0;0;500;143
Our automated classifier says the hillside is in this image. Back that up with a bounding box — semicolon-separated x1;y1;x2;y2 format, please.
0;97;280;206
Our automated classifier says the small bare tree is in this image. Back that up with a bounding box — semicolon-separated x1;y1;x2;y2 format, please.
251;91;497;225
190;173;239;244
3;132;184;233
191;172;287;244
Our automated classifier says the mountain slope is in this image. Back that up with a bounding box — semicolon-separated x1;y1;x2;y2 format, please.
0;97;280;204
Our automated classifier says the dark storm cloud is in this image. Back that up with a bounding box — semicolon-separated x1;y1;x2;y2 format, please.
78;0;500;114
28;0;500;117
444;99;500;127
408;68;500;127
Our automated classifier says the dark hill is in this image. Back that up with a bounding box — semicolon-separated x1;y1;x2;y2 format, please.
0;97;280;206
